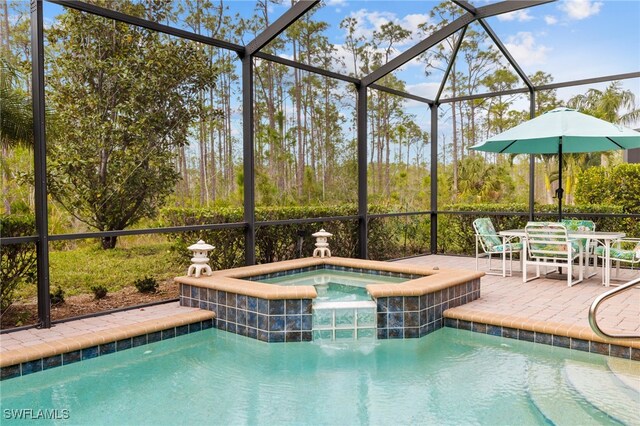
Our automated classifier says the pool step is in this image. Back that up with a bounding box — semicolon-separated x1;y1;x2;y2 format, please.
527;362;607;425
564;360;640;425
607;358;640;395
312;301;377;341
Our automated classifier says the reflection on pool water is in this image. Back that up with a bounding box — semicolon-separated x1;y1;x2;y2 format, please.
2;328;637;425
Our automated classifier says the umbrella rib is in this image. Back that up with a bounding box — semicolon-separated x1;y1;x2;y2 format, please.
606;137;625;150
499;140;518;153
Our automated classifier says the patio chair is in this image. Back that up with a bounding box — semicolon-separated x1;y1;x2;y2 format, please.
561;219;597;278
473;217;522;277
523;222;583;287
595;238;640;281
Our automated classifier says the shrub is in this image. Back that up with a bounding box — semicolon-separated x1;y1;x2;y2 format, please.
134;276;158;293
576;164;640;213
0;214;37;312
50;287;65;305
91;285;108;299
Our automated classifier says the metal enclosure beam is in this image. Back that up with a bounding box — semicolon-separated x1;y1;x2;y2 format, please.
536;71;640;91
430;104;438;254
30;0;51;328
49;0;244;53
435;26;467;103
370;84;433;105
357;84;368;259
242;55;256;265
246;0;319;55
529;92;536;221
255;51;358;84
362;0;553;87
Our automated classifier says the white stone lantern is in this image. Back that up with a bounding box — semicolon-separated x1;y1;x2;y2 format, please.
312;229;333;258
187;240;215;278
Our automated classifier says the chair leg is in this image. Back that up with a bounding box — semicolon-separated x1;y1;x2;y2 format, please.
502;251;507;277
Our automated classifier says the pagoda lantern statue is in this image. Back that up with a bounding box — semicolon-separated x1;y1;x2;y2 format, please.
312;229;333;258
187;240;215;278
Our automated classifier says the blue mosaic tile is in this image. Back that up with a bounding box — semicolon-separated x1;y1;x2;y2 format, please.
285;331;302;342
269;316;285;332
176;325;189;337
444;317;457;329
570;338;589;352
302;299;312;314
162;328;176;340
427;292;434;307
377;313;388;328
202;319;214;330
434;304;443;319
434;290;443;305
199;300;208;309
237;295;247;310
227;323;237;334
388;297;403;312
286;315;302;331
227;293;237;307
269;332;285;343
404;297;419;312
43;355;62;370
181;284;190;296
610;344;630;359
117;338;133;351
404;327;419;339
1;365;21;380
189;322;202;333
269;300;284;315
258;314;268;331
257;330;269;342
81;346;100;359
247;296;258;312
419;295;427;310
227;308;237;324
427;308;435;324
21;359;42;375
631;348;640;361
301;331;312;342
458;320;471;331
518;330;534;342
301;314;312;331
552;335;570;348
487;325;502;337
420;309;427;326
190;286;199;299
258;298;269;314
147;331;162;343
63;350;81;365
472;322;487;334
286;299;302;315
404;312;420;328
236;309;247;325
237;325;248;337
247;311;258;328
388;312;404;328
376;298;388;313
100;342;116;355
217;320;227;331
218;291;227;306
217;306;227;320
388;328;403;339
246;327;257;339
377;328;388;339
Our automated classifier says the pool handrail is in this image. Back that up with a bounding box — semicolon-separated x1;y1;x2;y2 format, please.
588;276;640;340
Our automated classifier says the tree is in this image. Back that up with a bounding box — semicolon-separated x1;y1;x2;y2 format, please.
46;2;217;248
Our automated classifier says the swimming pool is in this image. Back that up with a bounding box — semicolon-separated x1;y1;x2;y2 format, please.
2;328;637;425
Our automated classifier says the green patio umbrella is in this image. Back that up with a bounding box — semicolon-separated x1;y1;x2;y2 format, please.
471;107;640;219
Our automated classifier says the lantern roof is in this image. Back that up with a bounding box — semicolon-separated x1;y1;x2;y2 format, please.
312;229;332;238
188;240;215;251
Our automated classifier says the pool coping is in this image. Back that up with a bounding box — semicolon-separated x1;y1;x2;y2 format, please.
0;310;215;380
444;307;640;360
174;256;485;299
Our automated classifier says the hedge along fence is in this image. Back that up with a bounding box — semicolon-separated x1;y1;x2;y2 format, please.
0;214;37;312
161;205;432;265
437;203;637;255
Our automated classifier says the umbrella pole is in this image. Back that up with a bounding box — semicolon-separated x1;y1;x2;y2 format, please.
557;138;564;221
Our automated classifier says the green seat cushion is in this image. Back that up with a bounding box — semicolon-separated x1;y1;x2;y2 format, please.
489;242;523;253
473;218;501;250
595;246;640;262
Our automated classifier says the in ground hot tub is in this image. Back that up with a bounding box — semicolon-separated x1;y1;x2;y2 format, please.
175;257;483;343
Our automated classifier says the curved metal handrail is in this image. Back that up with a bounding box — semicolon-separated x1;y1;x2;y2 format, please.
588;276;640;340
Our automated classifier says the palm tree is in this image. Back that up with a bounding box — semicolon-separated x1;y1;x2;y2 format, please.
568;81;640;127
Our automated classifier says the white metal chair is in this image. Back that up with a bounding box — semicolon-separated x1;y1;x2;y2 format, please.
473;218;522;277
561;219;597;278
595;238;640;282
523;222;583;287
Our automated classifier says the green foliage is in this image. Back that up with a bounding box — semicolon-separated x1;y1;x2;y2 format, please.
45;2;217;248
576;164;640;213
0;214;36;312
134;276;158;294
50;287;65;305
91;285;108;300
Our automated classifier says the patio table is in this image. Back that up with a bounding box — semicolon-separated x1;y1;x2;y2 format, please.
498;229;625;287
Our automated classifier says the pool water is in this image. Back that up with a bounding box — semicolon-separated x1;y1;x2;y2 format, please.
2;328;638;425
258;270;406;302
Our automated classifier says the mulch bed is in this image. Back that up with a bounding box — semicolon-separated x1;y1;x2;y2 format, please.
1;281;179;330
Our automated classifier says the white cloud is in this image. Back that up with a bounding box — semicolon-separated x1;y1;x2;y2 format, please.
558;0;603;20
496;10;534;22
544;15;558;25
504;32;550;66
346;9;430;47
327;0;346;5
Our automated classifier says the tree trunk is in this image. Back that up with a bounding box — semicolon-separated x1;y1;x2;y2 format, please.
101;236;117;250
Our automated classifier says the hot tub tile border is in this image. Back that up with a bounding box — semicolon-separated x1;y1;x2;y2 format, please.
443;317;639;361
0;317;215;381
